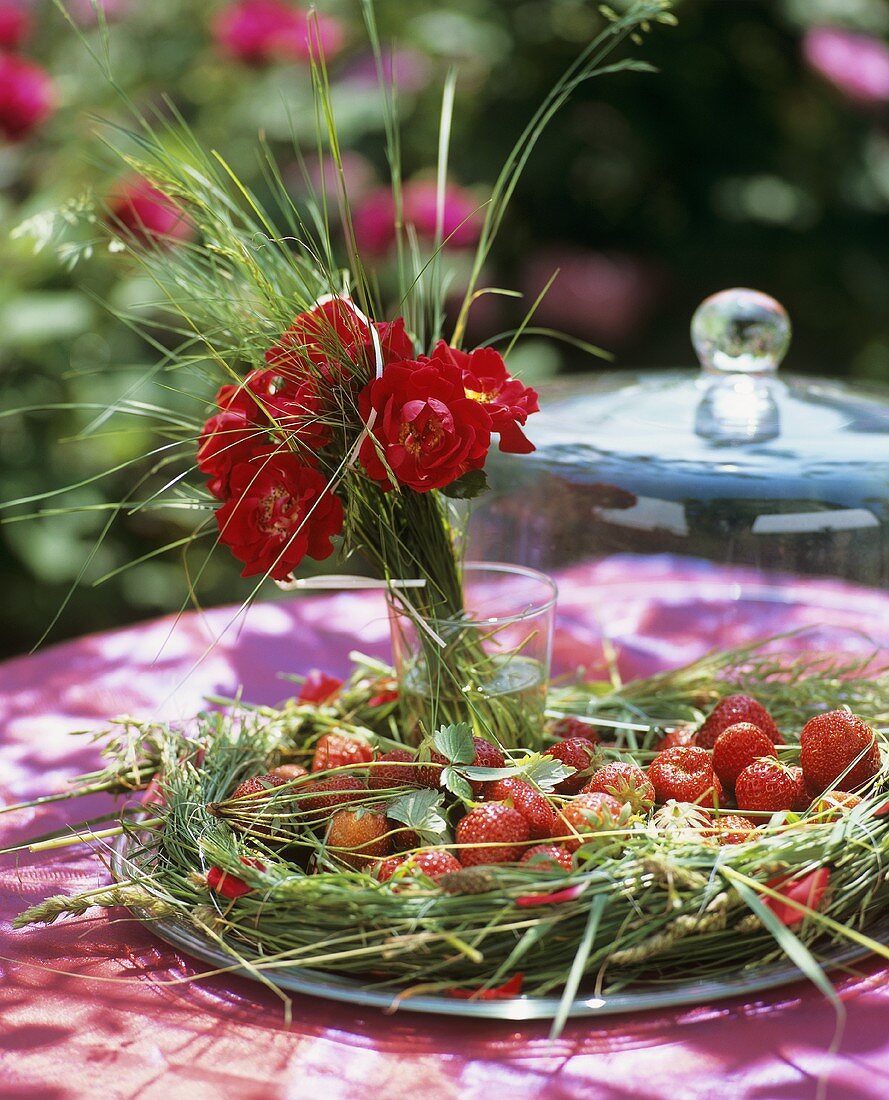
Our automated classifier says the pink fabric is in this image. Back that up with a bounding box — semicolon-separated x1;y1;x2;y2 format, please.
2;555;889;1099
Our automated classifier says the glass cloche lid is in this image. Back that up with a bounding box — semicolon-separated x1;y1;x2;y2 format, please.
472;288;889;588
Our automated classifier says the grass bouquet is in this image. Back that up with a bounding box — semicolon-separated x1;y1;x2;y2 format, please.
9;0;889;1033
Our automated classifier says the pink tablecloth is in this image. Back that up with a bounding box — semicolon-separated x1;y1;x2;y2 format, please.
3;556;889;1100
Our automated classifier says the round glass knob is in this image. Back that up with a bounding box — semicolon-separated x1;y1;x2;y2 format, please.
691;288;791;376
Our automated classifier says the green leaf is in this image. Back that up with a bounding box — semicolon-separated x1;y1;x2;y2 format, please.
442;766;474;802
518;754;576;792
386;789;450;845
432;722;475;764
440;469;489;500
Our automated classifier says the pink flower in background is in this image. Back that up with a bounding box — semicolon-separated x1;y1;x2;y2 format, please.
213;0;344;66
804;27;889;105
0;1;30;50
107;177;194;245
69;0;129;23
0;54;53;140
344;48;431;94
353;180;483;254
521;247;662;346
303;150;376;201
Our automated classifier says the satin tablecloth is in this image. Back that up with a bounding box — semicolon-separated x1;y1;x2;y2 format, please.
3;556;889;1100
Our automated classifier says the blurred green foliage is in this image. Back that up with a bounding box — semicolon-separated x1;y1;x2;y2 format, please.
2;0;889;656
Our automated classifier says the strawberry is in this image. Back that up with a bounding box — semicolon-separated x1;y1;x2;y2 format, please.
547;716;600;743
368;748;420;791
418;736;505;795
486;777;557;839
712;814;757;845
657;727;697;750
555;791;624;853
800;710;881;794
581;761;655;812
735;759;808;813
386;821;422;852
269;763;308;782
520;844;574;872
810;790;863;822
647;746;722;807
298;775;366;817
695;694;781;749
206;857;265;899
311;731;374;772
543;737;600;793
711;723;777;788
228;774;287;801
326;808;391;867
455;804;529;866
377;848;461;883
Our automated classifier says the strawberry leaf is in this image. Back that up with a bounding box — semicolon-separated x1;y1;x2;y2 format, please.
387;789;451;844
433;722;475;765
442;766;474;802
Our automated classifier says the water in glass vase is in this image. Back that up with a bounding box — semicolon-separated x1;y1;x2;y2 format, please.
401;654;547;748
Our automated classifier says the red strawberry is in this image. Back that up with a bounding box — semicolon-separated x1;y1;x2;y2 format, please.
455;804;529;866
368;749;420;790
648;746;722;807
269;763;308;782
581;761;654;812
486;777;556;839
695;694;781;749
543;737;600;793
735;759;808;813
311;732;374;772
712;723;777;788
386;821;422;852
800;710;881;794
810;790;863;822
206;857;265;899
547;716;600;743
326;809;391;867
658;727;697;750
555;792;624;853
299;775;366;817
418;736;505;795
229;774;287;801
712;814;757;845
520;844;574;871
377;849;461;883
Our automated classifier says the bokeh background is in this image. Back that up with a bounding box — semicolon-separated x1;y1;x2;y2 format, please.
2;0;889;657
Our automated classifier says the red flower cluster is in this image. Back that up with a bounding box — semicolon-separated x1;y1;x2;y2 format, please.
212;0;344;66
200;299;538;578
0;49;54;143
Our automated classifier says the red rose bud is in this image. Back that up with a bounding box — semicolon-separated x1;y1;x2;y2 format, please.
0;55;54;141
0;1;30;50
358;345;492;492
764;867;830;927
215;451;343;579
297;669;343;705
206;857;266;899
107;177;193;245
212;0;344;66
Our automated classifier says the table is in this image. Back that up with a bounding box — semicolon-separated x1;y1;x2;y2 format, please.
3;556;889;1100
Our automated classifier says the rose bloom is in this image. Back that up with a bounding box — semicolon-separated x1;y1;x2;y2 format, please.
265;298;414;382
213;0;344;65
804;27;889;105
297;669;343;705
215;451;343;579
198;384;269;500
353;180;482;254
108;177;193;245
0;55;54;141
435;342;539;454
344;48;431;95
0;1;30;50
358;344;492;492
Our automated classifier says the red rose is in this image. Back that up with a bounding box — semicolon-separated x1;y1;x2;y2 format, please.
358;344;492;493
437;342;539;454
0;54;54;141
297;669;343;705
215;452;343;579
108;177;193;245
353;180;482;255
212;0;344;66
245;367;328;450
0;2;30;50
265;299;414;383
197;384;269;500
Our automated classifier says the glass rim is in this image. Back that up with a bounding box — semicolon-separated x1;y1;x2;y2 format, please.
388;560;558;626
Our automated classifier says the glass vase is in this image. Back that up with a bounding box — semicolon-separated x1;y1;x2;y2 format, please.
387;561;557;749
